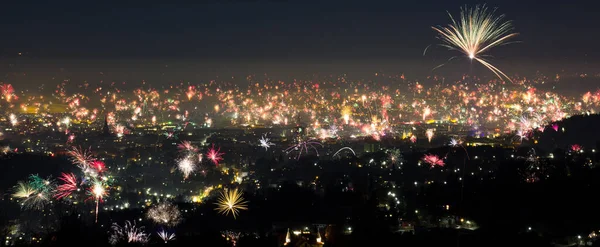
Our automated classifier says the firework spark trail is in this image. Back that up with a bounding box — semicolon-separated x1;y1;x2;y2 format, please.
23;192;50;210
12;181;35;198
215;188;248;219
55;173;78;199
68;146;94;172
449;138;470;159
432;5;518;82
157;230;176;243
332;147;356;158
285;139;323;160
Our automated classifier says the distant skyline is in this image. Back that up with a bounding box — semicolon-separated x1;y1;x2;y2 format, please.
0;1;599;87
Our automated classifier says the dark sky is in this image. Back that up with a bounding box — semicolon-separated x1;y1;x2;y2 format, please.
0;1;599;85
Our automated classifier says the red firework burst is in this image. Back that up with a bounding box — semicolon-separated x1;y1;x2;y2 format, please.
206;144;224;165
55;173;78;199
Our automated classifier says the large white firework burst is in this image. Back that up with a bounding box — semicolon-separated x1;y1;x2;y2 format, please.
146;202;182;227
177;156;196;179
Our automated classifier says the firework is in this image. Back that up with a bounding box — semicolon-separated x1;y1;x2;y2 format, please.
215;188;248;219
328;124;339;137
332;147;356;158
91;160;106;173
514;130;529;142
67;133;75;143
28;174;56;194
387;149;403;166
525;149;538;166
157;230;176;243
432;5;517;81
285;138;323;160
426;129;435;143
109;221;149;245
177;156;196;179
55;173;78;199
422;106;432;120
0;145;12;155
449;138;461;147
146;202;182;227
222;231;241;246
12;181;35;198
571;144;582;152
0;84;16;102
422;154;445;168
449;137;470;159
177;140;198;154
410;135;417;143
522;149;540;183
113;124;128;137
12;181;49;210
186;86;196;100
23;192;50;210
9;113;17;126
165;132;176;139
206;144;224;165
87;179;108;223
68;146;94;171
258;135;275;151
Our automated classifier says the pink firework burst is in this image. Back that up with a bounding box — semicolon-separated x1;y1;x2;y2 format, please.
91;160;106;173
55;173;78;199
551;123;559;132
422;154;445;168
178;141;198;153
206;144;224;165
571;144;582;152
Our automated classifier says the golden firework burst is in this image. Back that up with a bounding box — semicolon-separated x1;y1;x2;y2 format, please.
432;5;518;82
214;188;248;219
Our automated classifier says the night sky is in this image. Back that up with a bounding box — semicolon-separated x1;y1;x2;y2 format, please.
0;1;599;87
